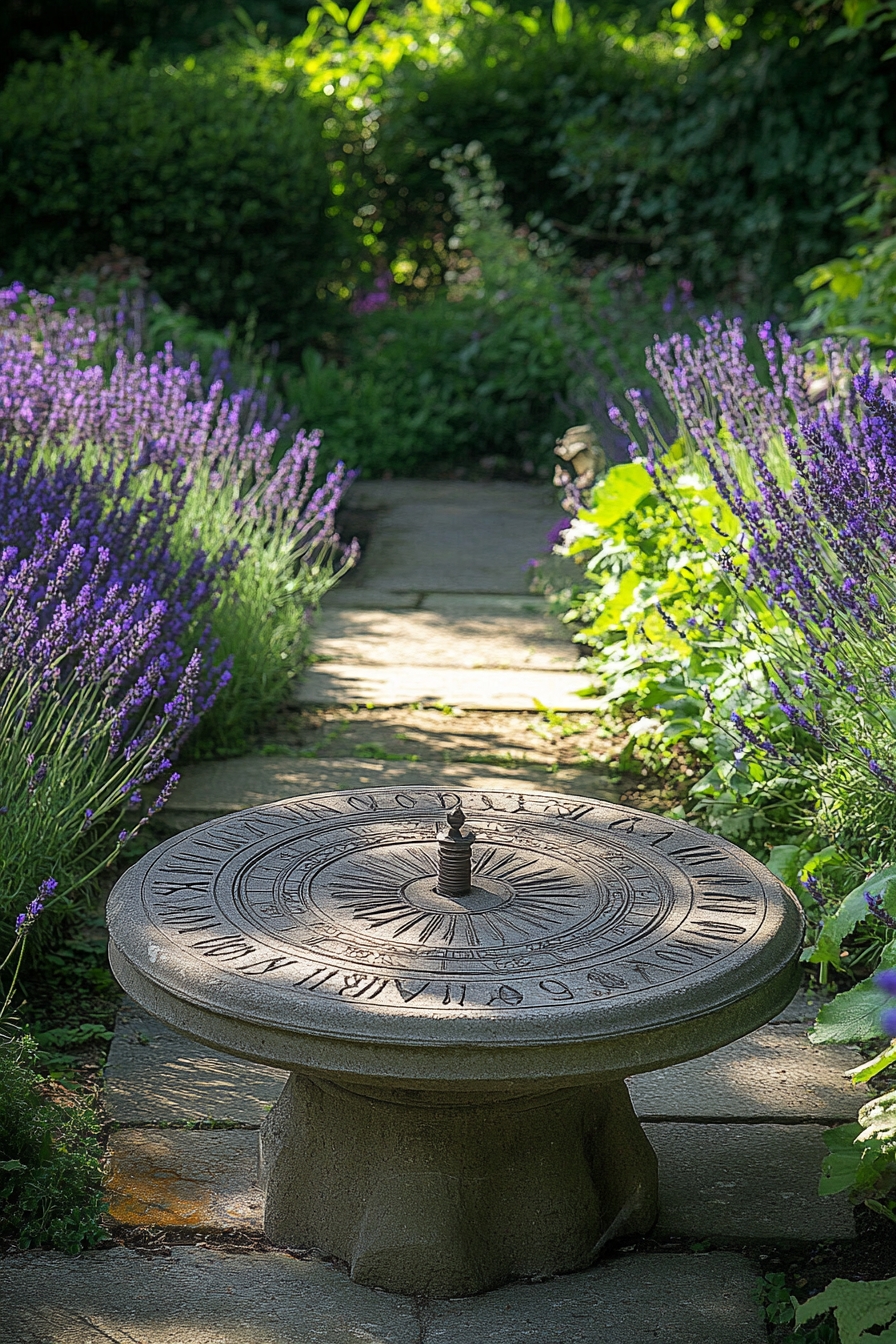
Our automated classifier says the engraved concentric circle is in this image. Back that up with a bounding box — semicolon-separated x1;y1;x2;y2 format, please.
107;787;804;1048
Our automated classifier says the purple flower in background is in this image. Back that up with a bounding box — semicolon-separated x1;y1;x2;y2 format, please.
546;518;569;550
350;273;392;317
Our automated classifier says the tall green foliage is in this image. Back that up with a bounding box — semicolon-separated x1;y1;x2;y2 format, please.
0;1035;106;1252
798;169;896;349
0;45;340;350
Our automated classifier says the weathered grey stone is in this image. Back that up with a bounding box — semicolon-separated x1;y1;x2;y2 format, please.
161;758;619;829
311;606;576;671
0;1247;420;1344
323;585;424;609
650;1122;855;1241
425;1253;767;1343
107;787;803;1294
259;1073;657;1298
420;593;570;616
628;1025;869;1123
338;479;562;595
104;1001;286;1123
104;1129;263;1232
293;662;596;710
771;987;830;1025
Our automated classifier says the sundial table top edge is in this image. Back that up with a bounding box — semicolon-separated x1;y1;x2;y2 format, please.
106;787;804;1053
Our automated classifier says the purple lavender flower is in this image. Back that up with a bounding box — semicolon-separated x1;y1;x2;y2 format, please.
0;286;356;923
876;968;896;995
622;316;896;807
13;880;51;933
866;892;896;928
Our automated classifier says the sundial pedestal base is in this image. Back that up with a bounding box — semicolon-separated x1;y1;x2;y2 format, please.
259;1072;658;1298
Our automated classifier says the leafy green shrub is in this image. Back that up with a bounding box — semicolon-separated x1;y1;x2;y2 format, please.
285;145;576;474
252;0;896;310
798;169;896;349
0;45;339;351
0;1035;106;1252
553;454;811;853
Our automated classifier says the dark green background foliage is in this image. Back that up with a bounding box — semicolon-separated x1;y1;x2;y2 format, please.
0;1037;106;1252
0;47;339;349
554;25;895;302
361;12;896;307
0;0;314;75
289;286;572;475
2;3;894;472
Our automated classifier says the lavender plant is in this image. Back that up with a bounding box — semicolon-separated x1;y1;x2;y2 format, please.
0;443;225;927
622;318;896;857
0;285;358;755
603;318;896;1184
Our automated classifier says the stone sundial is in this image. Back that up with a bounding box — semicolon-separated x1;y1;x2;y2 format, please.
107;786;803;1296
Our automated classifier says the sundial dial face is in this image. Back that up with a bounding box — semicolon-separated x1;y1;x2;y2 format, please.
109;788;800;1038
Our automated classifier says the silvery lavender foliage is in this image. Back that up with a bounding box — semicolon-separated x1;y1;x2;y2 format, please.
630;315;896;836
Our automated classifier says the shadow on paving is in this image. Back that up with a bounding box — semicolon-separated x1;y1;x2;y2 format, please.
0;1246;767;1343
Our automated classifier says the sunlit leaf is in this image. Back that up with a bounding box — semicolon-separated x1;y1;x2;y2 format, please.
552;0;573;39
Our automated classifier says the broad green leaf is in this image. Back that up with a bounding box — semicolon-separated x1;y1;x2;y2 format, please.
819;1124;865;1194
766;845;802;890
848;1040;896;1086
810;980;892;1044
794;1276;896;1342
579;463;654;529
823;1122;864;1154
0;1159;26;1172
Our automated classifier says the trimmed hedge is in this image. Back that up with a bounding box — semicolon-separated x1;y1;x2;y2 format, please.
0;47;341;349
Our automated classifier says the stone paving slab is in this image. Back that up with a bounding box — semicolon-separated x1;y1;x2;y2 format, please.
162;756;618;828
294;662;596;709
771;988;829;1024
103;1119;849;1245
650;1122;855;1241
312;607;576;670
339;479;562;595
105;1130;264;1232
425;1253;766;1343
105;1002;286;1124
0;1247;420;1344
628;1025;869;1123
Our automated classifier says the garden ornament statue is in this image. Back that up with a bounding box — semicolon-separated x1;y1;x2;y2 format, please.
553;423;605;491
107;787;802;1297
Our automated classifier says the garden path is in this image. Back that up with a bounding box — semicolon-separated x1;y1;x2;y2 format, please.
2;481;865;1342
